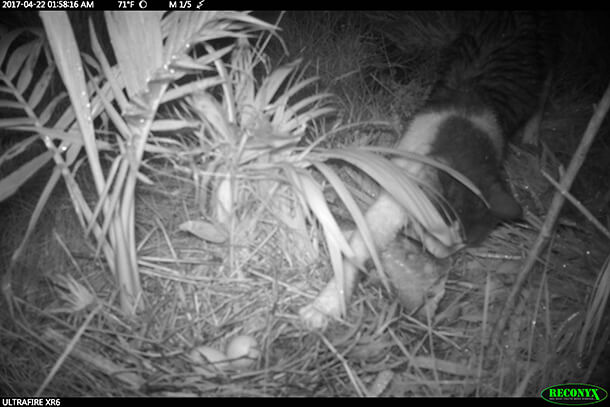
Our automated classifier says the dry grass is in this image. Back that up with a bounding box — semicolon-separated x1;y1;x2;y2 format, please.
2;130;607;397
1;11;609;397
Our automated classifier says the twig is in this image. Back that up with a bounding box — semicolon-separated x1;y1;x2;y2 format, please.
35;303;103;396
488;81;610;350
318;333;368;396
541;169;610;240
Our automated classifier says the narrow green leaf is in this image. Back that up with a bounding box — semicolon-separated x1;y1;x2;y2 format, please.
256;61;298;107
28;64;55;109
0;151;53;202
136;171;154;185
89;17;128;112
313;161;389;291
86;66;131;140
19;126;110;151
289;167;353;258
314;148;461;247
16;40;41;95
287;92;333;117
279;76;319;102
150;119;199;132
41;11;103;194
169;55;209;71
194;44;234;68
161;77;224;104
5;42;30;81
0;135;38;166
0;29;25;65
38;91;68;126
104;11;163;99
363;146;483;199
287;167;353;316
85;154;123;238
279;106;335;135
190;92;233;143
0;101;26;110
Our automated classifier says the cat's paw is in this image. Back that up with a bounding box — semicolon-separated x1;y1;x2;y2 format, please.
298;303;332;331
299;282;343;331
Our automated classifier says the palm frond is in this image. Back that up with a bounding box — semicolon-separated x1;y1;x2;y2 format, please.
0;26;57;203
0;151;52;202
104;11;164;99
311;147;460;247
312;160;390;292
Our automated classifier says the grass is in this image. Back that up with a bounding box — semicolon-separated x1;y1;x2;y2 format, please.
0;11;609;396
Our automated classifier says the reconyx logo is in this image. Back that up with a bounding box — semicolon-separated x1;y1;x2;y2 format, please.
541;383;608;405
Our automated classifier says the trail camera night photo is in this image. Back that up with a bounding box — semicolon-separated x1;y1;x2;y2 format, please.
0;10;609;397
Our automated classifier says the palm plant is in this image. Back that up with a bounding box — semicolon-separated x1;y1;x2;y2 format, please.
1;11;452;321
1;12;278;314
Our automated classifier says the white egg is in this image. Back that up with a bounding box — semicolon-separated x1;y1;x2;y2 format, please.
189;346;231;370
225;335;261;369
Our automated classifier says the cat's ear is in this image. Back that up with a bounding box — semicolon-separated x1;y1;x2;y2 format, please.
488;182;522;220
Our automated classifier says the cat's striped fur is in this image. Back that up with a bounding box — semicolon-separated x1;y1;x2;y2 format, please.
300;12;555;329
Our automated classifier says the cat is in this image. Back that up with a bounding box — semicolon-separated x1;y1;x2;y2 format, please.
300;12;553;330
